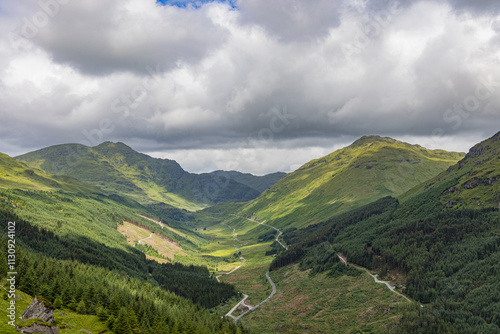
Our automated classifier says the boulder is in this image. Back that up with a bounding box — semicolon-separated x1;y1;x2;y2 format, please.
22;296;55;323
17;323;59;334
17;296;58;333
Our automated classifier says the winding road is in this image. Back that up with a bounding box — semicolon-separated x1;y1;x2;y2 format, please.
337;254;412;303
137;214;165;228
138;233;153;245
244;217;288;250
222;216;287;323
229;271;277;322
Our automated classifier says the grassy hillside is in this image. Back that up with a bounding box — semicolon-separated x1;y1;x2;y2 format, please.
270;132;500;332
210;171;287;192
237;136;464;229
241;264;404;333
0;152;98;193
401;131;500;209
16;142;283;211
0;289;110;334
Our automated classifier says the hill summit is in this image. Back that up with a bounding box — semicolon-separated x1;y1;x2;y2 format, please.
237;135;465;228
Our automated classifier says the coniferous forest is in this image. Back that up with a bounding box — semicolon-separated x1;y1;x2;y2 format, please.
0;199;246;334
272;184;500;333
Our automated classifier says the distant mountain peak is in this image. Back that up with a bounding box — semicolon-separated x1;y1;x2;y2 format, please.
14;142;286;210
95;141;132;149
350;135;397;147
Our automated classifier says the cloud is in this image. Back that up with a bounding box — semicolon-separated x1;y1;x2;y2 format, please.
237;0;344;42
0;0;499;174
448;0;500;15
8;0;229;76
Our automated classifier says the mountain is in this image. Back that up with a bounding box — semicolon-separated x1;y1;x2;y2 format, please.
0;187;243;333
16;142;284;211
271;131;500;333
236;135;464;228
209;170;286;192
1;149;247;333
402;131;500;209
0;152;97;193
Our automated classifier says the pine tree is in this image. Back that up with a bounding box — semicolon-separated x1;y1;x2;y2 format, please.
140;315;151;334
50;278;61;297
74;286;84;302
170;320;180;334
61;286;72;307
53;296;63;309
76;299;87;314
39;284;52;302
69;296;78;311
97;304;109;321
83;285;95;309
151;315;166;334
107;315;116;330
19;267;38;296
114;307;132;334
195;323;204;334
128;309;140;334
109;296;120;318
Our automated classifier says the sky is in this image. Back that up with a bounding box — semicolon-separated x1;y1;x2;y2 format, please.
0;0;499;175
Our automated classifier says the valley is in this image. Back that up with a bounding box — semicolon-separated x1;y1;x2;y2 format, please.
1;132;499;333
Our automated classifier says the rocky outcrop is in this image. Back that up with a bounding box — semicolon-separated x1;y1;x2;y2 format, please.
21;297;55;323
462;176;499;189
17;296;58;334
17;323;58;334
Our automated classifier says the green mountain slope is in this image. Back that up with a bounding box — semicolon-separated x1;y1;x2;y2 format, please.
0;159;246;332
237;136;464;228
402;131;500;209
209;170;286;193
0;152;98;193
16;142;283;211
271;131;500;333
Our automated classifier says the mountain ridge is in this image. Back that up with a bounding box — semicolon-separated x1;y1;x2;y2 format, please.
15;141;285;211
236;135;465;228
401;130;500;209
270;130;500;333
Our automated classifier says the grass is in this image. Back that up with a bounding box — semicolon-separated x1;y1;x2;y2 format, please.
192;211;410;333
0;189;142;253
241;264;404;333
0;153;98;193
400;131;500;210
118;221;186;260
0;187;209;268
0;289;109;334
14;142;207;211
237;136;464;230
